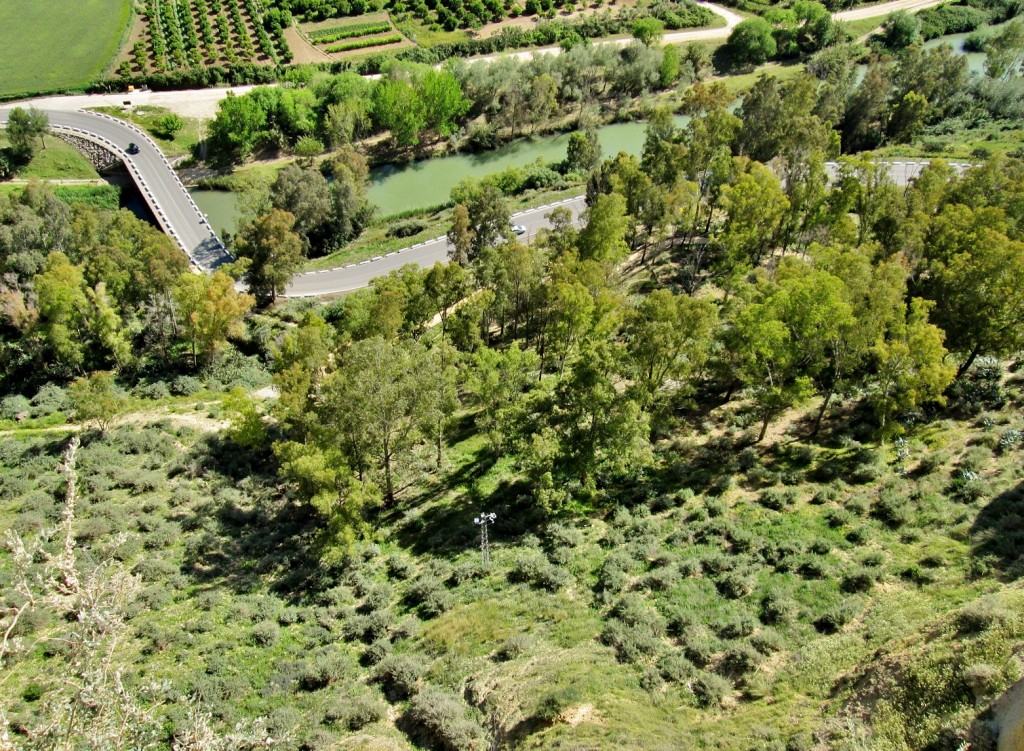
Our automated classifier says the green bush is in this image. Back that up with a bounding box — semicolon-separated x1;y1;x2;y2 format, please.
716;571;754;599
760;590;797;625
327;693;387;730
251;620;280;646
691;671;732;708
0;394;31;420
535;684;582;722
683;634;720;668
658;651;696;683
759;487;797;511
495;633;530;661
814;601;858;634
372;654;426;700
840;568;875;594
718;641;763;677
406;685;488;751
956;599;1016;634
386;219;428;238
510;552;571;591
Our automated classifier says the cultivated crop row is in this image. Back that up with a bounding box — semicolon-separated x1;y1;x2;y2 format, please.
324;32;403;52
131;0;292;74
309;20;392;41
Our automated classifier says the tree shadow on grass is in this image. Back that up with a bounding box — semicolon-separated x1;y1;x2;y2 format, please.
970;480;1024;580
177;434;329;603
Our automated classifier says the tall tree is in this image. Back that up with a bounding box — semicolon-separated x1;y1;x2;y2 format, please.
578;193;629;264
419;69;470;137
870;298;955;437
320;337;435;505
625;289;717;406
173;271;255;368
269;164;333;254
5;107;49;158
920;204;1024;377
466;342;540;455
235;209;304;303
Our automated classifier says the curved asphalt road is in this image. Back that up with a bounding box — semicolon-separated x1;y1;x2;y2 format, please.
0;108;231;270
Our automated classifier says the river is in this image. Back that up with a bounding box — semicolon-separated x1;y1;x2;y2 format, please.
190;27;994;235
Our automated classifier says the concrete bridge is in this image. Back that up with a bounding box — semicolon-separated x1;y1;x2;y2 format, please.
0;108;232;271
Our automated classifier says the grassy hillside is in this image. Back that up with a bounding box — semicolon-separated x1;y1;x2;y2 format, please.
0;0;131;98
2;368;1023;750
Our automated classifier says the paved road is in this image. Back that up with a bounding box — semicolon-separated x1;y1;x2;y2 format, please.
284;159;973;297
0;108;231;270
285;195;588;297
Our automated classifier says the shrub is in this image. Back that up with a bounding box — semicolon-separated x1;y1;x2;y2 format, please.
362;637;392;666
691;672;731;708
0;395;31;420
251;620;280;646
814;601;858;634
718;641;763;677
963;663;1001;700
658;651;695;683
683;634;720;668
716;613;756;639
871;492;911;526
808;538;832;555
759;487;797;511
386;219;428;238
373;654;426;701
135;381;170;400
360;584;393;613
840;568;875;594
716;571;754;599
510;552;571;591
297;649;350;690
811;486;839;505
601;620;663;664
495;633;530;661
956;600;1016;634
760;591;797;625
750;630;783;655
386;553;417;580
171;375;204;396
325;693;386;730
826;508;853;528
406;685;488;751
535;684;582;722
30;384;69;416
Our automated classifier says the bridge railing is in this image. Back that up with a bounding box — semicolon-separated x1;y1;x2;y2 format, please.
50;123;206;271
83;110;224;244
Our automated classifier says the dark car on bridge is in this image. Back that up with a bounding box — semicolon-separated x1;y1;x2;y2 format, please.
126;142;140;155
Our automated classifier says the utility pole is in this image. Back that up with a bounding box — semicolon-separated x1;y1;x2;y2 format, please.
474;512;496;566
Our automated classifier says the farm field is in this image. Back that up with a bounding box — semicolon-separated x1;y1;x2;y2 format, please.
298;13;410;58
122;0;293;74
0;0;132;98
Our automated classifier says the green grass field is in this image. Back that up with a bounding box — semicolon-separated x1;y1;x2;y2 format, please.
0;0;132;98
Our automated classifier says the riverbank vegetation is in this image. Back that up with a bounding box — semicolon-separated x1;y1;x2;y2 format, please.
3;103;1024;748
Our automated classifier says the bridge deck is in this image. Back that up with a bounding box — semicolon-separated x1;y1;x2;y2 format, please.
0;108;232;271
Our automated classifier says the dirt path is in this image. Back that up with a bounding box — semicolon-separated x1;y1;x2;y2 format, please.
0;408;227;438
